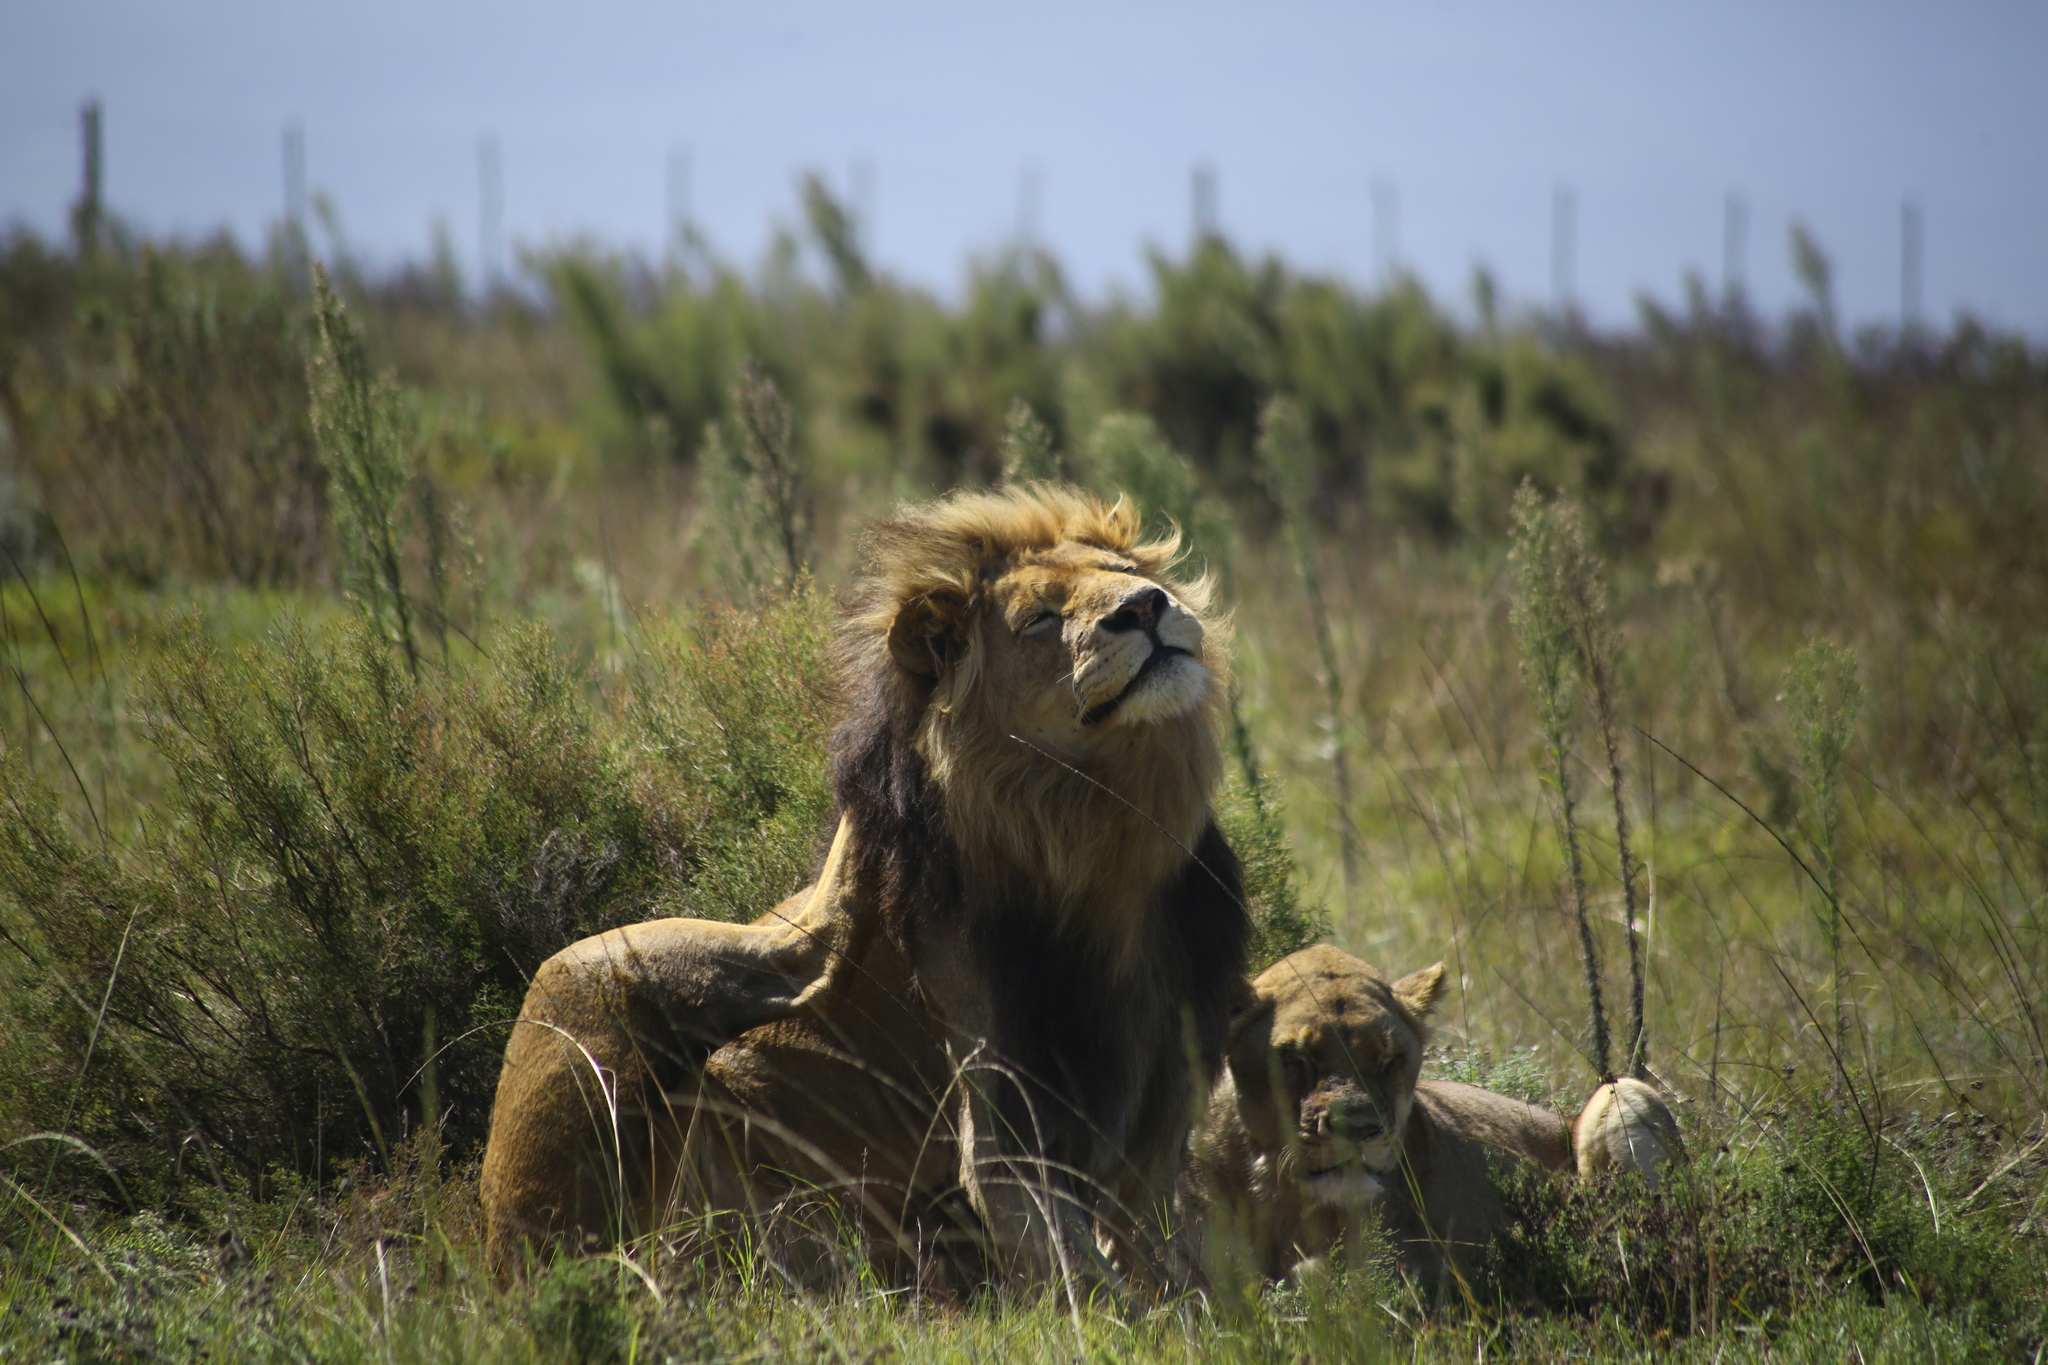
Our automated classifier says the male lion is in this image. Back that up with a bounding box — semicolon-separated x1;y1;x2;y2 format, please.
480;485;1248;1289
1188;944;1682;1287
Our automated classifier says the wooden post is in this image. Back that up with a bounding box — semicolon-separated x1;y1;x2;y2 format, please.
1901;196;1924;334
1192;162;1218;243
71;99;103;254
1017;162;1043;250
283;122;307;286
1371;176;1398;285
478;133;504;295
1551;182;1577;321
1722;190;1748;310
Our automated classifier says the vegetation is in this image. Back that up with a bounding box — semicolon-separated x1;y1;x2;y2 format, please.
0;179;2043;1360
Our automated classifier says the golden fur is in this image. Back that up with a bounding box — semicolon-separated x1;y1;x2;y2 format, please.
482;485;1250;1287
845;483;1227;967
1188;945;1665;1288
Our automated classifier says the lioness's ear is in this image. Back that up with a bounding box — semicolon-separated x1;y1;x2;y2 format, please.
886;588;968;678
1392;962;1447;1022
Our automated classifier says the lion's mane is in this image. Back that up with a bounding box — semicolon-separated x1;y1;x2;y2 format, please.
829;484;1249;1217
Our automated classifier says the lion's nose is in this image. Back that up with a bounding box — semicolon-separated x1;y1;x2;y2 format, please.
1326;1098;1384;1141
1102;586;1168;634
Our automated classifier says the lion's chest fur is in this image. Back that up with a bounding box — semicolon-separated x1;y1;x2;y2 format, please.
951;821;1247;1180
682;821;1246;1255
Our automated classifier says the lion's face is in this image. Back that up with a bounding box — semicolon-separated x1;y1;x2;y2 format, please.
857;485;1226;923
974;543;1210;745
1228;946;1445;1198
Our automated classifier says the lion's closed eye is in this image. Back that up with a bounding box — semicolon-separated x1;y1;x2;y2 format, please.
1276;1047;1314;1094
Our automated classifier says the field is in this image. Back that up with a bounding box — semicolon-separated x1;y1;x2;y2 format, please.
0;192;2043;1361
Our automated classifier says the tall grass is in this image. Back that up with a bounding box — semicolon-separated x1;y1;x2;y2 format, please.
1781;638;1862;1073
1507;484;1611;1080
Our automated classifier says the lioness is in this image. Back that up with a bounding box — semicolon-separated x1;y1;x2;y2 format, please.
1190;944;1682;1286
481;486;1249;1289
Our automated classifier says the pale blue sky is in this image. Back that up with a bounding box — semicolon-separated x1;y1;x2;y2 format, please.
5;1;2045;331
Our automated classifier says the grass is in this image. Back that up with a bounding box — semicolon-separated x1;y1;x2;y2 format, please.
0;201;2044;1359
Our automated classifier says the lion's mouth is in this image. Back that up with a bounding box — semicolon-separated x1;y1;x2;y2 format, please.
1304;1162;1385;1209
1301;1145;1369;1177
1303;1136;1398;1178
1082;645;1190;726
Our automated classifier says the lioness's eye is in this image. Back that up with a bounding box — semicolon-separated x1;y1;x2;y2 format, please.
1382;1053;1404;1075
1021;609;1061;634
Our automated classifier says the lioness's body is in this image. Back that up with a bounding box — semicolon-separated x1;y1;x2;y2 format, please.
1374;1081;1572;1276
1198;1074;1574;1283
482;487;1249;1287
1190;944;1677;1287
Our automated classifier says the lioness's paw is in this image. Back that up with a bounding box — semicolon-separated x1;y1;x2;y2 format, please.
1574;1078;1685;1187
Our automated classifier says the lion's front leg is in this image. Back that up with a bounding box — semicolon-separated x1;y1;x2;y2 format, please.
481;819;871;1278
952;1076;1123;1296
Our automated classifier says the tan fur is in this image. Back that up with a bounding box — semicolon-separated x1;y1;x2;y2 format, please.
1573;1078;1686;1187
482;485;1243;1286
1190;945;1584;1287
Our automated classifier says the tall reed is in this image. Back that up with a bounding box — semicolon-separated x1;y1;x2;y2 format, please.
309;265;424;675
1781;637;1862;1072
1557;506;1648;1077
1509;483;1609;1080
696;360;811;603
1255;396;1359;896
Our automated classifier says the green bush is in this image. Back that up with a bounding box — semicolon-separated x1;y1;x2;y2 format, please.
1487;1101;2048;1354
0;591;838;1198
1219;764;1328;974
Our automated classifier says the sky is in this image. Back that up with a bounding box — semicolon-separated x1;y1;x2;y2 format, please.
5;0;2046;333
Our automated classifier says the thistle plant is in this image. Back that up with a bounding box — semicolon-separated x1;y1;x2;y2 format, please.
1781;637;1862;1068
697;361;810;603
1509;482;1610;1081
309;265;423;676
1555;502;1649;1079
1084;413;1233;576
1255;396;1359;895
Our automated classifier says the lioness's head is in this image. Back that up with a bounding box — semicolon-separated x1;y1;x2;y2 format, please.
840;484;1224;929
1227;945;1446;1193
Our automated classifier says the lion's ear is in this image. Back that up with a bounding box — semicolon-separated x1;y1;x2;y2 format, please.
1225;995;1288;1150
1392;962;1448;1024
1225;971;1260;1024
886;589;969;678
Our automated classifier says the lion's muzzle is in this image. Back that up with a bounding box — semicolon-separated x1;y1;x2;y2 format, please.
1072;583;1207;726
1301;1082;1403;1176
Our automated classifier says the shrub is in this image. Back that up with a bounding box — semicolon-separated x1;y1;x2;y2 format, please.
1488;1099;2048;1354
0;591;838;1199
